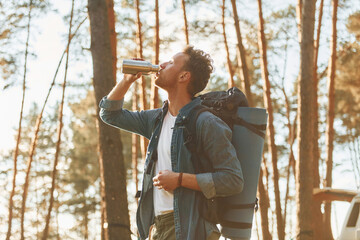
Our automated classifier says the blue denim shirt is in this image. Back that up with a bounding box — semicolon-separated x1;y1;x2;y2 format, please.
99;96;244;240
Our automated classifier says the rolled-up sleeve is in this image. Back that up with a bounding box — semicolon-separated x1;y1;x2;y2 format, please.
99;96;124;111
196;114;244;199
99;96;161;139
196;173;216;199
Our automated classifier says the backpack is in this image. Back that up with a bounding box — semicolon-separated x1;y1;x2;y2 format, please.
180;87;267;237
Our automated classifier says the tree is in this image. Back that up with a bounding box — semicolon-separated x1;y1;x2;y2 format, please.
150;0;160;109
106;0;117;85
181;0;190;44
258;164;272;240
42;1;75;239
6;1;33;239
132;85;140;206
230;0;253;106
296;0;316;239
88;0;131;239
324;0;339;239
256;0;284;239
134;0;149;158
221;0;235;88
20;15;87;240
311;0;325;238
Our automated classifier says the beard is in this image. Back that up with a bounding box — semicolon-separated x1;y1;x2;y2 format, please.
154;75;177;93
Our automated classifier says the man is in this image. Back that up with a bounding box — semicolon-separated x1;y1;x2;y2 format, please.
99;46;244;240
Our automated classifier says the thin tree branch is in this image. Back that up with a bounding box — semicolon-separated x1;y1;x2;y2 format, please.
42;0;75;238
6;1;33;239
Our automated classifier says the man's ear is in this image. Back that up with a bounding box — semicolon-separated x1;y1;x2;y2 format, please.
179;71;191;83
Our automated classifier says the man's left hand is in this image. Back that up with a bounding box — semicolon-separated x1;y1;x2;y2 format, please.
153;170;180;192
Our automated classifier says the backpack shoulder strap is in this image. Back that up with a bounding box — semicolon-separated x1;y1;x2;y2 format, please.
183;104;209;152
182;104;215;173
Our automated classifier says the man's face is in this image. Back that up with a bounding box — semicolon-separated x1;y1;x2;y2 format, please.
155;52;189;91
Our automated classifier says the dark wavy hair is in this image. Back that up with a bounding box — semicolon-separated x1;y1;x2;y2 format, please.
182;46;214;96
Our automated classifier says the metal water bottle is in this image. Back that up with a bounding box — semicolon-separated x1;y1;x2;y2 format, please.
122;59;159;75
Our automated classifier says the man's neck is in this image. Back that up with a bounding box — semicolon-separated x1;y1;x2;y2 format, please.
167;90;192;116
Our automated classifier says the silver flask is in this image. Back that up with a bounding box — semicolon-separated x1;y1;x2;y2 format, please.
122;59;159;75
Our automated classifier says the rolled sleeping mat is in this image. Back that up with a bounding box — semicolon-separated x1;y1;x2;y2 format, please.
220;107;268;240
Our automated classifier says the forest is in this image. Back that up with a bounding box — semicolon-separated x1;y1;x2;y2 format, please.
0;0;359;239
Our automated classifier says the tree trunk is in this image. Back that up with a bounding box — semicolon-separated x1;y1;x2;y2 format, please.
151;0;160;109
6;1;32;240
221;0;235;89
134;0;146;110
279;36;297;232
181;0;189;45
256;0;284;239
258;167;272;240
106;0;117;85
134;0;149;158
88;0;131;239
132;82;140;205
324;0;338;239
42;1;74;239
312;0;325;239
281;85;297;229
83;191;89;240
296;0;316;239
20;17;87;240
230;0;253;106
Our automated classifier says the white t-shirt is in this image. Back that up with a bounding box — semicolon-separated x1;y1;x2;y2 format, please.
153;110;177;216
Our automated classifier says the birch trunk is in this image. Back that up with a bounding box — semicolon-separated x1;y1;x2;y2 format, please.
6;1;32;239
230;0;253;106
296;0;316;239
88;0;131;239
324;0;338;239
256;0;284;239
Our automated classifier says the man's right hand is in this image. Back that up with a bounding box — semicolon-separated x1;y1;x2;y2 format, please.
107;72;143;100
123;72;142;84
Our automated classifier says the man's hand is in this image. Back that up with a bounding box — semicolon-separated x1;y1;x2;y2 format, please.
123;72;142;84
123;57;144;83
153;170;180;192
107;72;142;100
